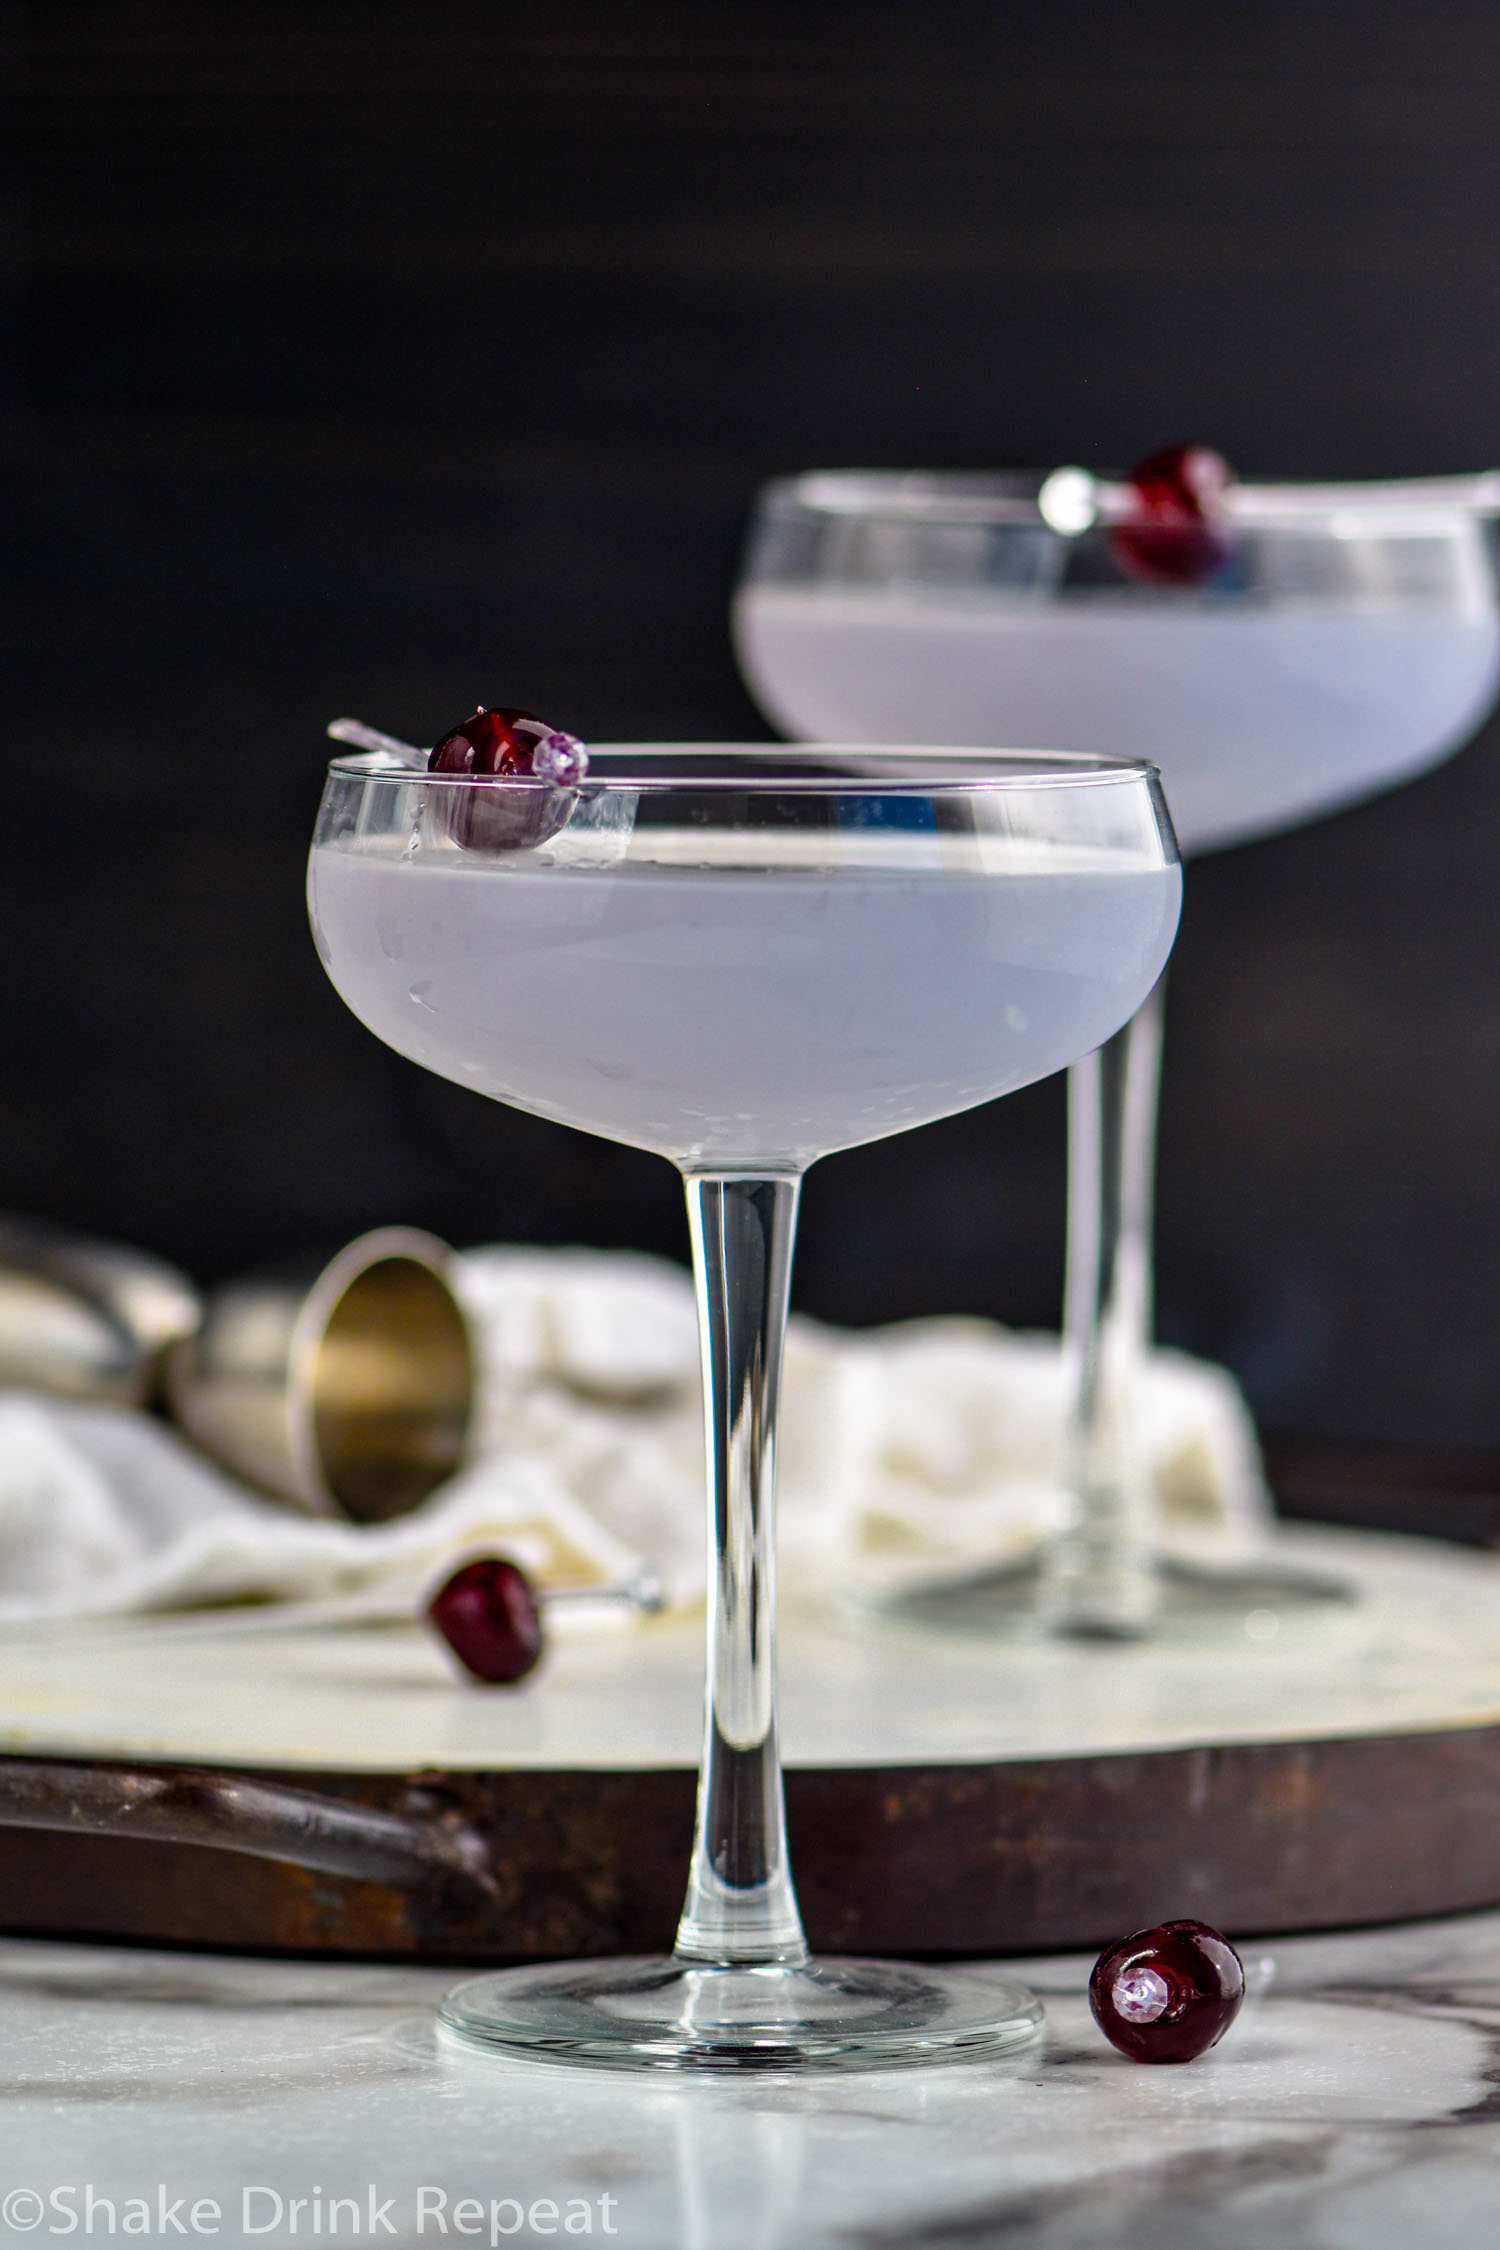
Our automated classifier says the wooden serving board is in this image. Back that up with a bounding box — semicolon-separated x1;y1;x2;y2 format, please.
2;1526;1499;1959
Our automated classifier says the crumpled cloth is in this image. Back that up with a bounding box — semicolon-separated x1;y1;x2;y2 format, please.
0;1246;1272;1622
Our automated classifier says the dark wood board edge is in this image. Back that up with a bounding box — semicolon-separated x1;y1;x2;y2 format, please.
2;1722;1498;1960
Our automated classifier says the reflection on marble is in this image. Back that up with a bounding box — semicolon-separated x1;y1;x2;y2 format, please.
2;1912;1500;2246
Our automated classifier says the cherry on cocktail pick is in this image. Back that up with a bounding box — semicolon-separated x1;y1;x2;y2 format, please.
1109;445;1236;586
428;1555;545;1684
428;706;588;851
1089;1918;1245;2062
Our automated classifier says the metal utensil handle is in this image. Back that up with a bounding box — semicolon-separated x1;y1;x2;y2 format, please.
0;1756;498;1899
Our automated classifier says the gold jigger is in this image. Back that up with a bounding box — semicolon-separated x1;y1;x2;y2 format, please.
0;1215;204;1406
163;1228;475;1523
0;1216;475;1522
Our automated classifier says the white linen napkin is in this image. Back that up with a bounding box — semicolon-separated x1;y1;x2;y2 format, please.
0;1246;1272;1621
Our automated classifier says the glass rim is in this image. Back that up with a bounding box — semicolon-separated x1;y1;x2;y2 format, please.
324;742;1166;794
760;467;1500;535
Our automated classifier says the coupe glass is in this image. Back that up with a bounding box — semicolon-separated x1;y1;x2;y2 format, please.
308;743;1181;2070
736;471;1500;1638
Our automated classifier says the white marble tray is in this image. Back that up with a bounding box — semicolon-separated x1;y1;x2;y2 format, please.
0;1525;1490;1771
2;1525;1499;1958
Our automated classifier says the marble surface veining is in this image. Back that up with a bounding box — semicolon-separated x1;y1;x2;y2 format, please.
2;1911;1500;2247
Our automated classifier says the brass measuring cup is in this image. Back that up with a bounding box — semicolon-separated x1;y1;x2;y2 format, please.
0;1217;474;1521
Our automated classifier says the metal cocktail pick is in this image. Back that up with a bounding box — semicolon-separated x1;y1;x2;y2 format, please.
327;716;419;757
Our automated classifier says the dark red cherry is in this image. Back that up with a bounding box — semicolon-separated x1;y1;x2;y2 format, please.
431;706;544;778
427;706;587;851
1089;1919;1244;2063
428;1555;545;1684
1110;445;1236;586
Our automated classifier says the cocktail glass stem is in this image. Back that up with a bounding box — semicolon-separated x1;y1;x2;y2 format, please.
439;1157;1043;2062
676;1173;808;1967
1045;979;1166;1637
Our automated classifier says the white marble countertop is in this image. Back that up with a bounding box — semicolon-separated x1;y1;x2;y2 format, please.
3;1910;1498;2248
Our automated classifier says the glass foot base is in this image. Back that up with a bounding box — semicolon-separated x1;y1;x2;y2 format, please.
863;1550;1360;1649
440;1955;1044;2074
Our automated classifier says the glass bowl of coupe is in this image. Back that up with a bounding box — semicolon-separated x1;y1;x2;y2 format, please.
735;463;1500;1641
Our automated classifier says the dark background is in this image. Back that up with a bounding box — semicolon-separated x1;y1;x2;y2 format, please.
7;1;1500;1451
